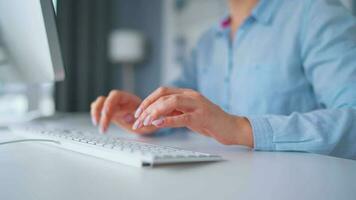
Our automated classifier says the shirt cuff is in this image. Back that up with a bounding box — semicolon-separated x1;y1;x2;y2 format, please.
246;116;275;151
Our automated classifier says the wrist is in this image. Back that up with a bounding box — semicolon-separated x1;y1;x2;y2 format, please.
229;115;254;147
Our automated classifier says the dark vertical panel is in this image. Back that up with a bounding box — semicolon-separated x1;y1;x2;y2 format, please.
55;0;78;111
92;0;111;99
55;0;111;112
75;0;91;111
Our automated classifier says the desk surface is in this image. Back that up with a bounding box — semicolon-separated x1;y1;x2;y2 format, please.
1;114;356;200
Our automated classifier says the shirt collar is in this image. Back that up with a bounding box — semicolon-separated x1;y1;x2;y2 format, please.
215;0;279;34
251;0;279;24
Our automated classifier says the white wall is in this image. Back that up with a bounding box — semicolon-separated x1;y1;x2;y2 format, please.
175;1;227;53
161;0;226;84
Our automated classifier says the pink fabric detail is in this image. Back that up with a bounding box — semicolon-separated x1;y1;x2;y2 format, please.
221;17;231;29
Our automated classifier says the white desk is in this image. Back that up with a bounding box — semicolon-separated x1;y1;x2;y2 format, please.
1;114;356;200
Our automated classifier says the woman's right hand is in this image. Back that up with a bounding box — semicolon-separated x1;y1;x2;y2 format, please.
90;90;158;135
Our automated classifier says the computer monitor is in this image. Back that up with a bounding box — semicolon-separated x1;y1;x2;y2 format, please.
0;0;65;83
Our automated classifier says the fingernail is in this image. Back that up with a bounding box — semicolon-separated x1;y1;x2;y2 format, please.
134;107;143;118
137;120;143;129
143;115;152;126
152;118;164;127
132;120;140;130
123;114;134;124
92;116;98;126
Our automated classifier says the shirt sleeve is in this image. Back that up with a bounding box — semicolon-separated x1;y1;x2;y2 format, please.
168;49;198;90
249;0;356;159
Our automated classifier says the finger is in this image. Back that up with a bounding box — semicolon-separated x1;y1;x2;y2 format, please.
90;96;106;126
135;96;170;128
152;114;193;128
134;94;196;129
134;87;184;119
122;113;135;124
99;90;128;133
152;115;211;137
111;112;136;126
133;96;168;130
112;114;158;135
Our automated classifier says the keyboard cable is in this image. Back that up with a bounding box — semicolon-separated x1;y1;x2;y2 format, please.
0;139;61;146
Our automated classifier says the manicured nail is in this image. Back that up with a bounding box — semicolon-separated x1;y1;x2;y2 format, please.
143;115;152;126
134;107;143;118
92;116;98;126
137;120;144;129
123;114;134;124
132;120;140;130
152;118;164;127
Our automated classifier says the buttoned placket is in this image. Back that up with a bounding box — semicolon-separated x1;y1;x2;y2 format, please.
223;17;255;112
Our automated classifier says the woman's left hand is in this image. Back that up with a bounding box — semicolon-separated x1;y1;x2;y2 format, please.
133;87;254;147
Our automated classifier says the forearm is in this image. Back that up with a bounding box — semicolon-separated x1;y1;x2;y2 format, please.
247;109;356;159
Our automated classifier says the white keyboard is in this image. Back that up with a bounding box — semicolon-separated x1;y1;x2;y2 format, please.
10;125;223;167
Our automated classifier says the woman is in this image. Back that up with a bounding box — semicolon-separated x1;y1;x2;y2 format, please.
91;0;356;159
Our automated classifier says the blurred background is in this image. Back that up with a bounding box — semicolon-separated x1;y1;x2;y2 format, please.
54;0;227;112
0;0;355;124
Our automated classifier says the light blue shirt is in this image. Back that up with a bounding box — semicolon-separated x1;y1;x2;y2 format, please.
171;0;356;159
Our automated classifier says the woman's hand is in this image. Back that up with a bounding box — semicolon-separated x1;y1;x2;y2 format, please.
90;90;158;135
133;87;254;147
